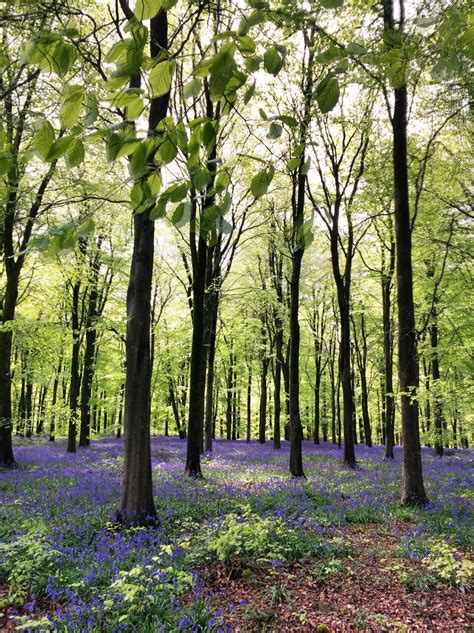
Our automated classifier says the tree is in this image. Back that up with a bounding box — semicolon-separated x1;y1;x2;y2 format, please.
382;0;428;506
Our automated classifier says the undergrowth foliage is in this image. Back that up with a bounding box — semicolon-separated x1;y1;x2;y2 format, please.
0;438;472;631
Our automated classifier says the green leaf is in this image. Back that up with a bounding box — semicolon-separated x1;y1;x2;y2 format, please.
171;200;191;228
130;182;144;209
164;182;189;203
60;85;84;129
244;55;262;73
201;204;221;232
243;80;256;104
250;166;274;199
149;60;174;98
346;42;368;56
380;49;406;88
319;0;343;7
158;137;178;164
315;74;340;113
415;16;438;28
267;122;283;139
183;78;201;100
286;158;300;172
84;92;98;126
192;166;212;190
106;40;130;64
53;42;78;77
134;0;163;20
45;136;74;162
33;120;55;161
276;115;298;128
237;10;265;36
147;172;162;196
316;46;344;65
213;171;230;193
301;157;311;176
220;191;232;214
237;35;256;55
209;44;237;97
292;143;305;157
76;216;95;238
263;46;284;75
129;143;148;179
65;139;85;167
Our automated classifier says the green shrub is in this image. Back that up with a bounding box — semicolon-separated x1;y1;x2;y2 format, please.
423;541;473;591
106;544;193;628
206;507;307;564
0;536;61;604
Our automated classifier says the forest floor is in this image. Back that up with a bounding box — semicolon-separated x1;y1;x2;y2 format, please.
0;438;472;632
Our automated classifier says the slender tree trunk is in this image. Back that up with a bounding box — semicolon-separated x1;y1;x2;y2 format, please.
384;0;428;505
337;372;342;448
67;280;81;454
382;236;395;457
246;365;252;442
289;243;305;476
204;295;218;451
117;4;170;524
79;245;102;448
430;305;444;456
259;326;268;444
49;357;62;441
0;273;18;465
186;234;206;475
273;337;282;449
338;295;356;466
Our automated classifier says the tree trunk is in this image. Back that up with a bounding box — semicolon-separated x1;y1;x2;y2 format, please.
430;305;444;457
67;280;81;454
273;335;282;449
259;325;268;444
0;271;18;465
117;5;170;524
186;234;206;475
338;294;356;466
204;294;218;451
246;365;252;442
79;245;102;448
382;234;395;457
384;0;428;504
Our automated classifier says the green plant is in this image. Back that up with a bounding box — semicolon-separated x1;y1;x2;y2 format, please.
310;556;346;580
177;597;225;632
206;507;307;564
352;607;370;630
265;583;288;605
107;546;193;627
423;541;473;591
0;536;62;603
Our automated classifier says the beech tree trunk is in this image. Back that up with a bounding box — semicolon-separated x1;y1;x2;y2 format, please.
246;365;252;442
430;305;444;457
67;280;81;454
117;4;170;524
382;266;395;457
186;233;206;475
259;323;268;444
384;0;428;505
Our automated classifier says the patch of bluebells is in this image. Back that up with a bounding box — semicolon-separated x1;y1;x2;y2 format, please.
0;436;472;630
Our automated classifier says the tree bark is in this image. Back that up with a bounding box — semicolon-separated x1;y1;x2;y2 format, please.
430;304;444;456
246;365;252;442
117;5;170;524
384;0;428;505
259;324;268;444
67;280;81;454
